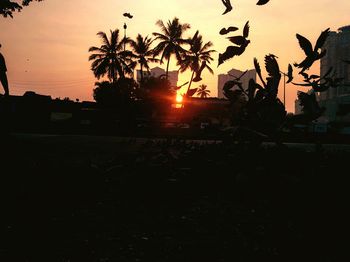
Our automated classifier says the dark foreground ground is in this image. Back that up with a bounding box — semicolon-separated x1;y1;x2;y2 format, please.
0;134;349;261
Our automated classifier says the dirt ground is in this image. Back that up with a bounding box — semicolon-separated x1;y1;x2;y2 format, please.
1;133;348;261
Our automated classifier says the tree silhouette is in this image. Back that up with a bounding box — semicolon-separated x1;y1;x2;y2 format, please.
93;81;118;107
89;30;135;83
128;34;159;86
0;0;43;18
223;54;286;137
196;84;211;98
93;78;138;109
179;31;215;96
139;76;175;118
152;17;190;80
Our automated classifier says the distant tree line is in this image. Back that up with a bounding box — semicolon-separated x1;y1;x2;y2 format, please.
88;17;216;121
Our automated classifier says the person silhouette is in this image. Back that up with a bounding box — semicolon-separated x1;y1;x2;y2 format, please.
0;44;9;96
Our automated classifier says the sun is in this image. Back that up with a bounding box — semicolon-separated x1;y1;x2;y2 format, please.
176;93;183;103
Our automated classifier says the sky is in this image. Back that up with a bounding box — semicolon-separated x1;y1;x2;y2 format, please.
0;0;350;112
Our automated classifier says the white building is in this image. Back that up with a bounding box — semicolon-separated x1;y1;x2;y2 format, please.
135;66;179;87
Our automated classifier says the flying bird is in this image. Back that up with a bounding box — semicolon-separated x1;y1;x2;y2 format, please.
286;64;293;83
218;21;250;66
123;13;133;19
219;46;246;66
219;26;239;35
221;0;233;15
292;66;344;92
294;28;330;74
223;80;247;100
293;78;327;92
226;21;250;46
224;70;249;96
264;54;281;99
256;0;270;5
252;55;281;100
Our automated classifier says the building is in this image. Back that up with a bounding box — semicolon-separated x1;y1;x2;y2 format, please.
217;68;256;99
318;25;350;122
135;66;179;87
294;91;304;115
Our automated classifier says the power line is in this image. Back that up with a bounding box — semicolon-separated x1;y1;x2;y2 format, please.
12;83;95;89
11;79;94;84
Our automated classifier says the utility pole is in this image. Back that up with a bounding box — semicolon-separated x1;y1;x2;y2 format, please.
283;73;286;106
123;22;127;76
280;71;287;107
123;22;127;52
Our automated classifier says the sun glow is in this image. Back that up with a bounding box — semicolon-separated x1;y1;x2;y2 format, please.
176;93;183;104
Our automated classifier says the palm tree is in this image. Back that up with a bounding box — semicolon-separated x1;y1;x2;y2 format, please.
88;29;135;83
152;17;190;79
178;31;215;95
196;84;211;98
128;34;159;85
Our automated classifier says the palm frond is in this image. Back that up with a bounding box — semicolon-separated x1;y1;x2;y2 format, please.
97;31;111;47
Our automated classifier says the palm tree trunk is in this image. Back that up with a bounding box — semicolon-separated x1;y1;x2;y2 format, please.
166;58;170;80
181;70;195;110
186;71;195;95
140;63;144;86
112;58;116;84
112;70;116;83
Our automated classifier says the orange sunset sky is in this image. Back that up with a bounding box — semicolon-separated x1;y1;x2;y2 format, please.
1;0;350;112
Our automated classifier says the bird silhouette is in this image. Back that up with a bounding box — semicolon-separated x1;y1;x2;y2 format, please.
218;21;250;66
223;70;249;97
256;0;270;5
221;0;233;15
253;55;281;100
223;80;246;101
226;21;250;46
264;54;281;99
294;28;330;74
293;78;327;92
293;66;344;92
300;72;320;82
286;64;293;83
219;26;239;35
193;61;207;82
218;46;245;66
123;13;133;19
